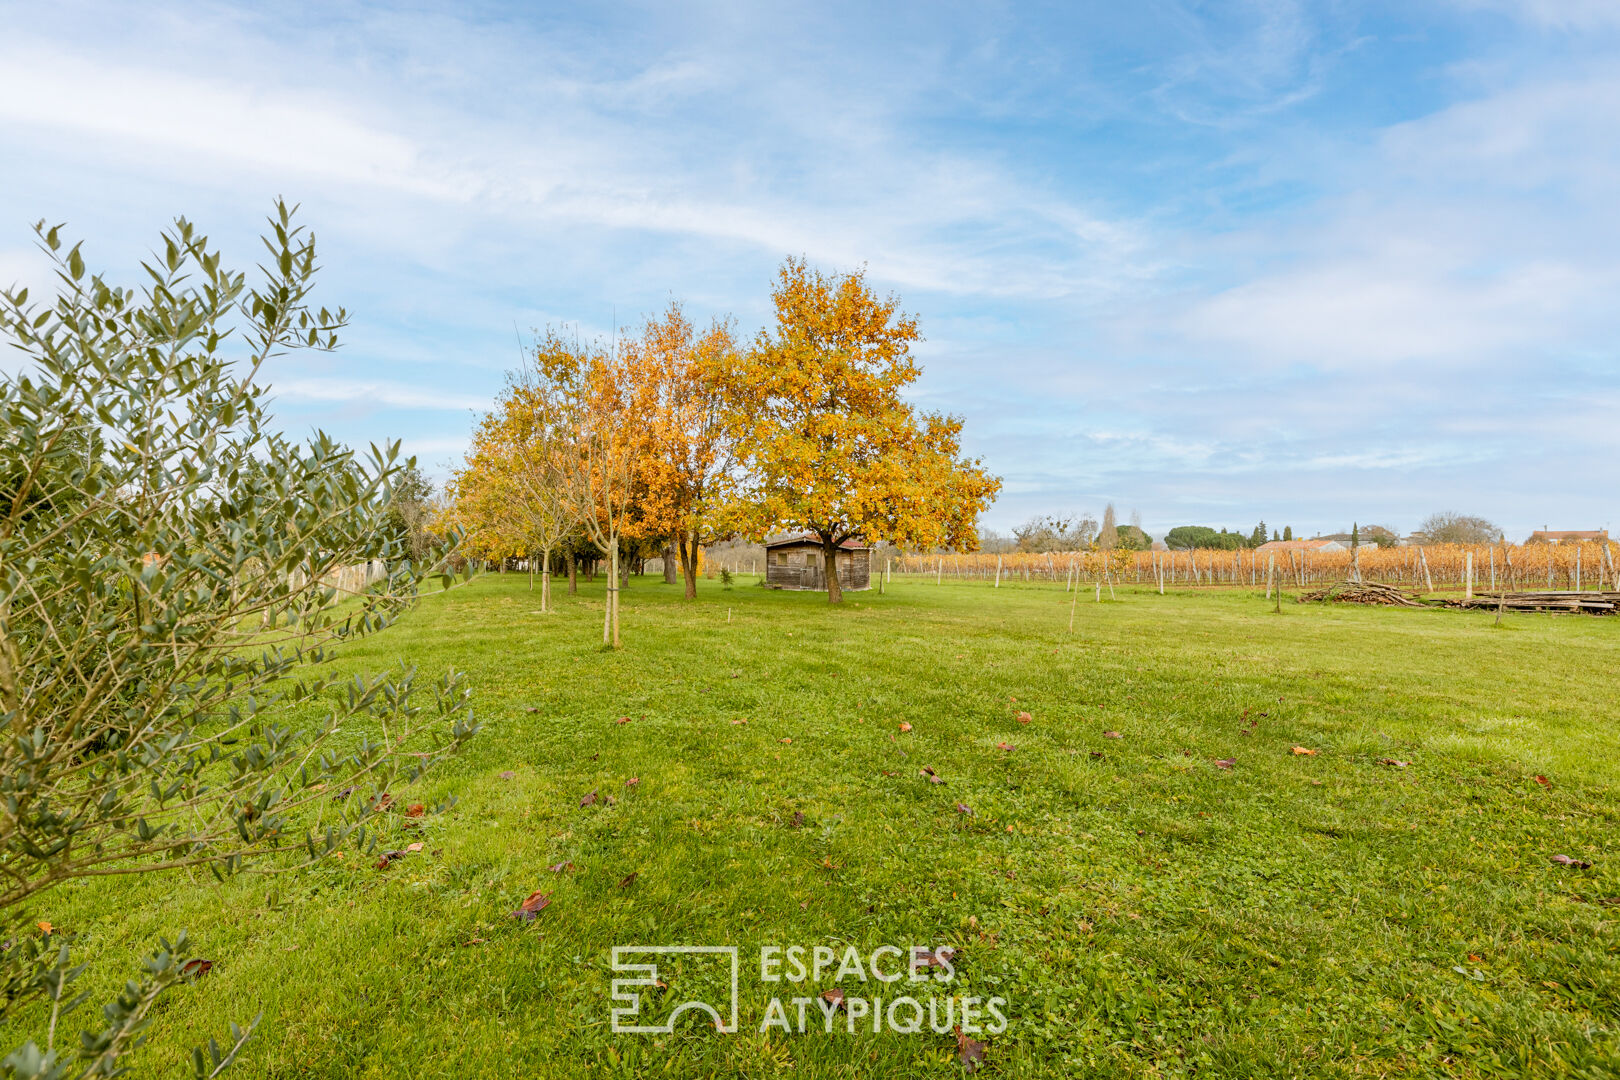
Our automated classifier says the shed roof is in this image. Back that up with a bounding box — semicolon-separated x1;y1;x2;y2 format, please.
764;534;871;551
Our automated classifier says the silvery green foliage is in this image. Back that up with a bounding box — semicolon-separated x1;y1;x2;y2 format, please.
0;203;477;1077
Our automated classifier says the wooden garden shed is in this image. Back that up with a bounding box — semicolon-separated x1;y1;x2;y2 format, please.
764;535;871;592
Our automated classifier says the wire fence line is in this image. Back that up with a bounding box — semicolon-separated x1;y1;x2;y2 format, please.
885;542;1620;593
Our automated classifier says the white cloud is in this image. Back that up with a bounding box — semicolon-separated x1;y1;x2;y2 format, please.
273;377;487;412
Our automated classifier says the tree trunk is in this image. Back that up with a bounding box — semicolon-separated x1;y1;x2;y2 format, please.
663;543;678;585
823;536;844;604
541;547;552;613
680;533;699;599
602;543;614;646
611;543;621;647
567;550;578;594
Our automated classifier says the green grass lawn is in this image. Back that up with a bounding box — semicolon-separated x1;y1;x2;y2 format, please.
9;573;1619;1078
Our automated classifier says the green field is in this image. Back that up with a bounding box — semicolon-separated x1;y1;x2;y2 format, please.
9;573;1618;1078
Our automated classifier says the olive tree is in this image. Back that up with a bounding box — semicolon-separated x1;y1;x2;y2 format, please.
0;204;476;1078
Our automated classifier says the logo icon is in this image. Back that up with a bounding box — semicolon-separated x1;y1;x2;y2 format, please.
610;946;740;1034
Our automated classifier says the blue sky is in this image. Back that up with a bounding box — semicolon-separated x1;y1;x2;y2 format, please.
2;0;1617;541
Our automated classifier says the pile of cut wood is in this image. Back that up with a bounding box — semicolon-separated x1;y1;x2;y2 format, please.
1299;581;1427;607
1447;591;1620;615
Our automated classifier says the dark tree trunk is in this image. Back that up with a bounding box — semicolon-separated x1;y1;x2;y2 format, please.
680;533;699;599
663;543;678;584
567;550;578;594
822;534;843;604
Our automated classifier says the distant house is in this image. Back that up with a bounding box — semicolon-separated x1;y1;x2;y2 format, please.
1527;529;1609;544
763;535;871;591
1254;538;1351;555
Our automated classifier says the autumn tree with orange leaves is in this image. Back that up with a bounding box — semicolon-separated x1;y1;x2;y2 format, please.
630;301;748;599
726;258;1000;603
449;379;580;612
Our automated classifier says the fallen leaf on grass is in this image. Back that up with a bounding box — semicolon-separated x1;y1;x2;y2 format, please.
510;890;552;922
498;771;516;781
730;719;748;725
460;938;486;947
179;959;213;980
1103;731;1122;739
821;988;845;1009
625;777;640;788
1468;953;1484;963
36;922;50;935
956;1028;987;1071
579;790;598;808
615;716;630;724
880;770;899;777
780;738;793;745
1213;758;1236;770
956;803;973;815
1089;750;1104;759
405;842;424;853
920;767;945;784
1291;747;1318;756
376;850;407;869
911;945;957;969
789;811;805;828
548;861;573;873
1534;775;1551;788
818;857;844;871
618;872;638;888
1377;758;1409;769
1016;711;1032;725
899;722;913;733
995;742;1015;752
406;803;425;817
1551;854;1593;869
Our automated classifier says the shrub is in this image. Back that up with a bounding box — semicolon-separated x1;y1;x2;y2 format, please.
0;204;476;1077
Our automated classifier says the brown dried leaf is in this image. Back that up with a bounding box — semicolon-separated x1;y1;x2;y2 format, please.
375;849;406;869
579;790;598;808
498;771;516;780
790;811;805;828
1551;854;1593;869
36;921;50;935
1213;758;1236;770
821;987;845;1009
406;803;425;817
1103;731;1122;739
618;872;639;888
1290;747;1317;756
405;842;424;853
995;742;1015;752
956;803;973;815
625;777;640;788
956;1029;987;1070
1089;750;1104;759
730;719;748;725
615;716;630;724
1377;758;1409;769
1534;775;1551;788
510;890;552;921
547;861;573;873
911;945;957;969
899;722;912;733
1016;711;1032;725
780;737;793;744
179;958;213;980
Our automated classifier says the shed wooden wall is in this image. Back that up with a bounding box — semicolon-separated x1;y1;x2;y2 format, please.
765;545;870;591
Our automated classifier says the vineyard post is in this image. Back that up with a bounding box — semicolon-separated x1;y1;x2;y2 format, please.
994;555;1002;588
1489;546;1496;590
936;557;942;585
1095;575;1101;603
1576;546;1582;591
1069;572;1080;632
1546;548;1552;589
1266;554;1275;601
1352;545;1360;583
1271;556;1282;613
1158;554;1165;595
1419;547;1434;593
1465;551;1473;601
